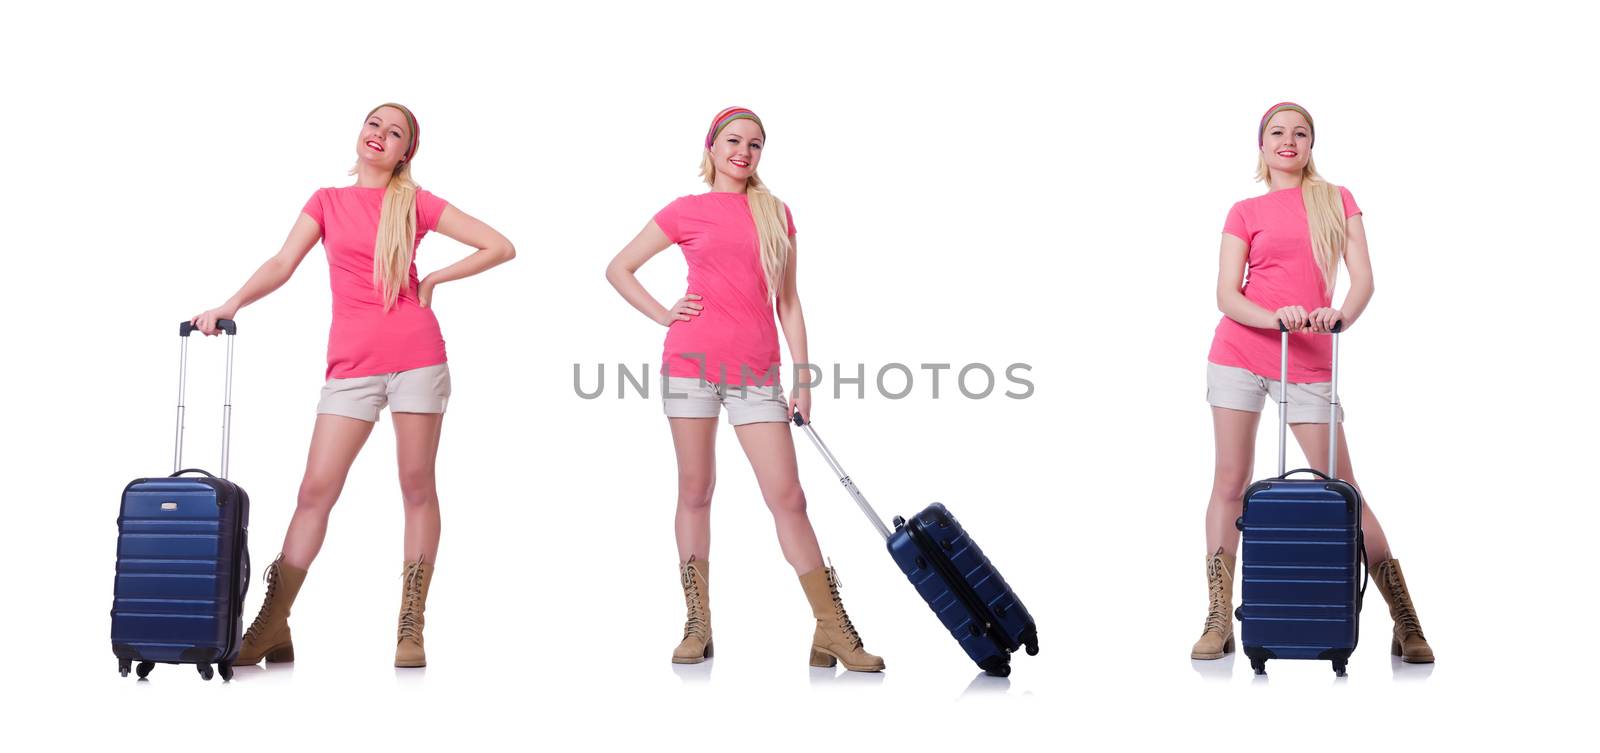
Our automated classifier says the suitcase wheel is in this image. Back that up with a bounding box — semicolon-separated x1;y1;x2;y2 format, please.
219;663;234;682
1332;661;1347;677
979;658;1011;677
197;663;214;681
118;658;131;677
1250;658;1267;676
136;661;154;679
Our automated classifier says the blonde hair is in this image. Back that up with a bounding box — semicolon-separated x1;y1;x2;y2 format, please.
700;152;791;301
1256;153;1345;295
352;103;419;311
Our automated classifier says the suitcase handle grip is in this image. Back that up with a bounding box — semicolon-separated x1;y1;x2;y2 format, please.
180;319;237;336
170;468;219;478
1279;467;1333;481
1277;319;1342;334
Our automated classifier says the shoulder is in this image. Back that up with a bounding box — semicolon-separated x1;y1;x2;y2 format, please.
655;193;704;218
415;187;449;209
664;193;703;210
1333;184;1361;217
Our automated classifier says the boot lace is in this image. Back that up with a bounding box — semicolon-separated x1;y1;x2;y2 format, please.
826;566;864;651
1202;549;1231;636
680;561;709;641
1382;563;1425;639
244;555;282;644
398;559;426;644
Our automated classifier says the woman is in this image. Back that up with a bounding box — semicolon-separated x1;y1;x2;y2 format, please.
1191;102;1434;664
190;103;515;668
605;107;884;672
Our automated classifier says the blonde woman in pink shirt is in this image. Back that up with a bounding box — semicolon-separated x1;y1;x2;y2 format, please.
189;103;514;668
1191;103;1434;665
606;107;884;672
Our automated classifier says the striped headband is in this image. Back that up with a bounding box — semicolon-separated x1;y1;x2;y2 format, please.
705;107;763;149
368;102;420;162
1258;102;1313;147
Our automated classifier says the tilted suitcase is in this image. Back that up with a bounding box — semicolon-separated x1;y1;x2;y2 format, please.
1236;322;1368;677
111;320;250;682
795;414;1038;676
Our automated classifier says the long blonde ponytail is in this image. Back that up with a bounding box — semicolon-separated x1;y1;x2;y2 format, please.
371;163;419;311
1256;153;1346;295
700;152;791;300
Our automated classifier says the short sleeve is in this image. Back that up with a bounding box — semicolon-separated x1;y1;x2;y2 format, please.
1222;201;1248;242
1338;185;1361;218
783;203;797;237
653;196;687;243
301;189;326;229
416;189;449;233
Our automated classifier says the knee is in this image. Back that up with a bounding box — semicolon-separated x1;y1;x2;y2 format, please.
766;485;807;518
1209;467;1252;505
677;475;714;513
398;467;437;507
296;475;339;515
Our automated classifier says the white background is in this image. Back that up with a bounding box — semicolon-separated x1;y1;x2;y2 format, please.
2;1;1594;749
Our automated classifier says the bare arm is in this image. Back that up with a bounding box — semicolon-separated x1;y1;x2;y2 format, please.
418;204;516;307
1216;232;1284;330
190;212;321;335
1330;215;1373;329
605;220;700;326
775;236;811;419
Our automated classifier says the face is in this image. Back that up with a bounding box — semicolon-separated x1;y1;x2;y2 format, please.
356;106;412;171
1260;110;1312;174
708;118;764;182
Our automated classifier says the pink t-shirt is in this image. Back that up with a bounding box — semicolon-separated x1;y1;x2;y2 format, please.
1208;185;1361;382
301;186;450;380
653;192;797;386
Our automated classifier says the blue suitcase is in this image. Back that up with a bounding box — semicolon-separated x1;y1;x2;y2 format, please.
1236;322;1368;677
795;414;1039;676
111;320;250;682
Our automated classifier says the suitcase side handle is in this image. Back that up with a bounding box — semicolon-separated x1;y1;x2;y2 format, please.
792;412;892;541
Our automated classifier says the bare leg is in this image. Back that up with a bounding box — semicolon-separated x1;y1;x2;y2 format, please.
393;412;445;563
1289;423;1393;563
281;414;375;569
670;417;718;563
1206;407;1262;557
733;421;823;574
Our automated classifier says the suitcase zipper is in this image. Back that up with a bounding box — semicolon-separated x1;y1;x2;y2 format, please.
902;513;1017;653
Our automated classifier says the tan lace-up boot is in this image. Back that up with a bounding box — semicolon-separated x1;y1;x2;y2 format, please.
1190;547;1236;660
1375;558;1434;663
395;555;434;668
799;562;884;672
236;554;307;665
672;556;713;664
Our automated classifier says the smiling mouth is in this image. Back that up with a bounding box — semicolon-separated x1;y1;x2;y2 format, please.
729;158;749;168
366;140;385;153
1277;150;1297;158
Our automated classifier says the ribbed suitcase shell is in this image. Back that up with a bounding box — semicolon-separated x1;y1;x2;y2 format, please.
886;503;1038;677
111;476;249;668
1237;475;1361;675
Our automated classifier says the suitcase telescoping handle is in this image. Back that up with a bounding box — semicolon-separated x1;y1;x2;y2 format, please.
174;319;238;480
792;412;893;541
1276;320;1341;478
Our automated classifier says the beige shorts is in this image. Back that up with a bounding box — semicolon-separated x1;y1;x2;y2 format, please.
317;363;451;422
662;376;790;426
1206;362;1343;424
